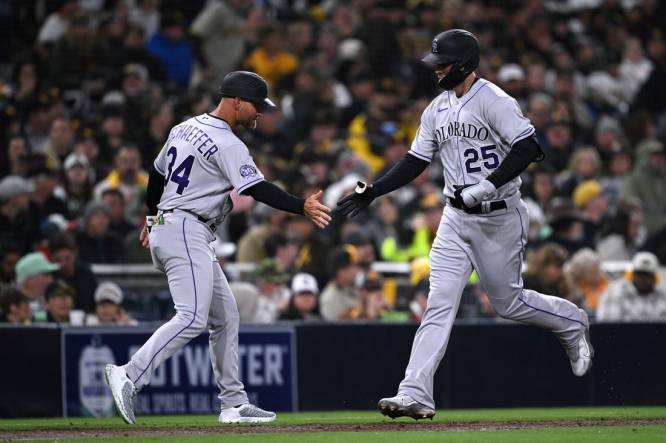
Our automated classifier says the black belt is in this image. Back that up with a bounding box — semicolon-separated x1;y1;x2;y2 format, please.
161;209;216;231
448;198;507;214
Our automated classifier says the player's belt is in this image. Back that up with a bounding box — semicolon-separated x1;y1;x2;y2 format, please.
447;198;507;214
161;209;217;232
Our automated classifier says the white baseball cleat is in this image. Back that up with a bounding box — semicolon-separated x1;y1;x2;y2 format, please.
218;403;276;423
567;309;594;377
104;364;137;424
378;394;435;420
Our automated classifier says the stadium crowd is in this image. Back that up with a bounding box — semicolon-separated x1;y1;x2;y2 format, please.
1;0;666;326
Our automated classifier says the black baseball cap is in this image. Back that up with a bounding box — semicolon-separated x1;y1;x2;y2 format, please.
218;71;276;111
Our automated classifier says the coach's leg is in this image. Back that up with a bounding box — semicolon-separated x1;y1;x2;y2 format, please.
397;208;472;410
470;203;586;346
208;263;249;408
123;219;214;389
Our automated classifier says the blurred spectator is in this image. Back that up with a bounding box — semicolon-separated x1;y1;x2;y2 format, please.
320;246;360;321
597;252;666;321
36;0;78;46
56;152;94;219
244;25;299;89
75;202;122;264
42;116;75;167
546;199;593;256
341;271;389;321
288;214;330;289
86;281;137;326
619;37;653;102
251;259;290;323
42;279;75;324
381;193;442;262
621;140;666;236
27;160;70;226
146;11;193;88
0;287;31;325
0;176;36;254
0;244;20;285
137;101;174;170
279;273;321;321
572;179;609;245
342;230;376;271
189;0;247;92
600;147;633;209
129;0;161;41
523;243;571;300
94;145;148;222
101;188;136;239
557;148;603;198
5;136;28;177
497;63;527;108
50;13;97;90
49;232;98;313
565;248;609;311
14;252;60;321
597;204;645;261
236;204;286;263
263;232;297;275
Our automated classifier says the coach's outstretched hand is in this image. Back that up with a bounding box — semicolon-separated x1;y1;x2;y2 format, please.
304;190;332;229
337;181;376;218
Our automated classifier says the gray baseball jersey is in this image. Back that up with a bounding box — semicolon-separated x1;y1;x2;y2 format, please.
408;79;534;200
154;113;265;220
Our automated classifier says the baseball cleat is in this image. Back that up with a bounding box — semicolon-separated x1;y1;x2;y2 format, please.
104;364;137;424
567;310;594;376
378;394;435;420
218;403;276;423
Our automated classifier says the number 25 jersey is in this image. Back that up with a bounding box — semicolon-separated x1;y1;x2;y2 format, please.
153;113;265;220
409;79;535;201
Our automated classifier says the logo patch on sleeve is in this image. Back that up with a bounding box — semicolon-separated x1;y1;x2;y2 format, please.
239;164;257;178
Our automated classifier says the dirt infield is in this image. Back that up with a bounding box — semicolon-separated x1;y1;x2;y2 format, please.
3;418;665;440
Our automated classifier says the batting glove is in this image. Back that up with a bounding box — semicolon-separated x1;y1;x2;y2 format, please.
460;179;496;207
336;181;376;218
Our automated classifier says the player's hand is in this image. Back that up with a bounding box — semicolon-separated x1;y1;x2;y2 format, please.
304;190;332;229
139;223;150;249
460;179;496;207
336;181;375;218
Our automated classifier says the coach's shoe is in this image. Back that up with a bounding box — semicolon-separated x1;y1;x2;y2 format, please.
567;309;594;377
219;403;276;423
378;394;435;420
104;364;137;424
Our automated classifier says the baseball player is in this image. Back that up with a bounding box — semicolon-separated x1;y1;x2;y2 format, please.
105;71;331;424
337;29;593;420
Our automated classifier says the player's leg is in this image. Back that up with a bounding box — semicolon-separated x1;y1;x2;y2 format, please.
469;202;592;375
380;208;473;418
106;219;215;423
209;263;276;423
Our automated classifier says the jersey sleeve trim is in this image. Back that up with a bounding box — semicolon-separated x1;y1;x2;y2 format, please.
153;158;166;176
510;127;536;147
407;149;432;163
237;176;265;194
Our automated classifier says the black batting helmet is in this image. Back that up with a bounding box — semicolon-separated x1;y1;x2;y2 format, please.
218;71;276;110
422;29;480;90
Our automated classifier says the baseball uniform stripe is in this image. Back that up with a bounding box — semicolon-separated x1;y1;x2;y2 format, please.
132;218;199;384
515;208;585;327
237;177;264;194
510;127;535;146
194;116;231;131
408;150;432;162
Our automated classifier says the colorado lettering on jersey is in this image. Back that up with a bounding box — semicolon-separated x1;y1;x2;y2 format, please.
435;121;489;144
168;124;219;161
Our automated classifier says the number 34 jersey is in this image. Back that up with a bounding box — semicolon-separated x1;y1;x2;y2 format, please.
408;79;534;201
153;113;265;220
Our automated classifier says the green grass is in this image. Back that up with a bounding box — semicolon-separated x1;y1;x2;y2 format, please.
2;407;665;442
2;406;665;431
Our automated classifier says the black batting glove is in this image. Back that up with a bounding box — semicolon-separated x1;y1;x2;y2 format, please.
453;184;476;209
337;181;376;218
